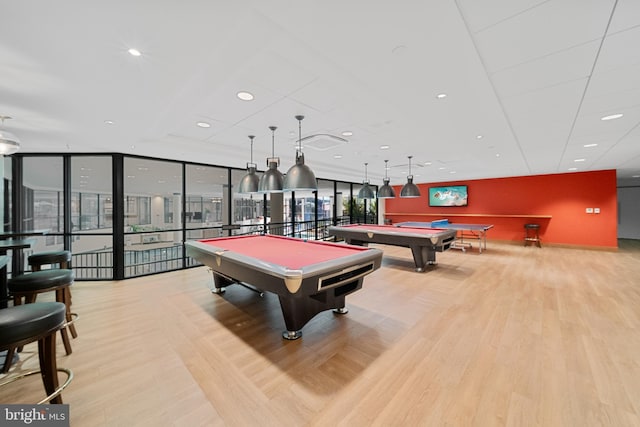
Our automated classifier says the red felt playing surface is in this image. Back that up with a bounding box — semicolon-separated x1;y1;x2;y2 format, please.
197;235;369;270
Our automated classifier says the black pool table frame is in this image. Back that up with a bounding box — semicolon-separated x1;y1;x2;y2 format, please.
186;238;382;340
327;224;457;272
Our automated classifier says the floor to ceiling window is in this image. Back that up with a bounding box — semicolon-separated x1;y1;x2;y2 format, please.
3;153;373;281
71;156;113;279
123;157;183;278
22;156;64;273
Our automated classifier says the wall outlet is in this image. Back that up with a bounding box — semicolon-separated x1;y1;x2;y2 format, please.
586;207;594;213
594;208;600;214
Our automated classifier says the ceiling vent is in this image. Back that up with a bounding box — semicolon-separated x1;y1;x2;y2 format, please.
297;134;348;151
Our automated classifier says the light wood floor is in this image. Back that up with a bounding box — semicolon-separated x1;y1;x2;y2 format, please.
2;240;640;426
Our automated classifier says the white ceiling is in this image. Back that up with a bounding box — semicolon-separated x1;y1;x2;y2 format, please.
2;0;640;187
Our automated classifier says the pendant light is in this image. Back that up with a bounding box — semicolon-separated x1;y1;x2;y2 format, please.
258;126;285;193
357;163;375;199
0;116;21;155
283;115;317;191
377;159;396;198
400;155;421;198
237;135;260;194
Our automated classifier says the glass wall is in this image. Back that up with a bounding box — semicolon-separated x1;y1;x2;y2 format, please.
71;156;113;279
21;157;64;272
316;179;336;239
3;157;11;231
123;157;183;277
231;169;264;235
353;183;378;224
4;153;371;281
185;165;229;267
336;182;351;225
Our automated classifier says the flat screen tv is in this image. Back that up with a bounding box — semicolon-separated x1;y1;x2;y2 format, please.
429;185;468;207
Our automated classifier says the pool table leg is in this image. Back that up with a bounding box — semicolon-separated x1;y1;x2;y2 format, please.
211;271;233;294
410;245;436;272
278;279;361;340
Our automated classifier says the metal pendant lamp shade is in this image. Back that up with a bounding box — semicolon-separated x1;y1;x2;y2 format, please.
238;135;260;194
0;116;21;155
258;126;285;193
377;160;396;198
400;155;421;198
357;163;375;199
283;115;317;191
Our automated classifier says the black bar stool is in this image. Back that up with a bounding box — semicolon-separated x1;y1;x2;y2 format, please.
0;302;73;404
5;269;76;373
524;223;541;247
28;250;78;340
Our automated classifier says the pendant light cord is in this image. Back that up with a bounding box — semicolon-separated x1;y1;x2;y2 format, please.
295;115;304;156
269;126;277;157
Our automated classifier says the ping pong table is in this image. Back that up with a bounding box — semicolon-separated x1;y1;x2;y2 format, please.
395;220;494;253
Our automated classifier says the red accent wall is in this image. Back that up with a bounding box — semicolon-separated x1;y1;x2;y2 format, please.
384;170;618;248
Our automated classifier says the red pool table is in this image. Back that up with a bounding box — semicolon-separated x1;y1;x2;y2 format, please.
327;224;457;272
185;235;382;340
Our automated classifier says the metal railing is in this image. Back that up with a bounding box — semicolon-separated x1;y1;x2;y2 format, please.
69;215;377;280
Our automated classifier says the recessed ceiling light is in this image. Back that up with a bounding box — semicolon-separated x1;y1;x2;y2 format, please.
131;145;135;149
158;180;165;184
449;171;456;174
601;113;623;121
128;48;141;57
632;175;640;178
237;91;254;101
495;153;500;157
424;162;432;166
574;158;586;162
379;145;389;150
333;155;343;159
568;167;578;171
438;167;446;170
476;135;483;139
583;143;598;148
104;120;114;125
127;175;135;179
436;93;447;99
341;131;353;137
196;121;211;128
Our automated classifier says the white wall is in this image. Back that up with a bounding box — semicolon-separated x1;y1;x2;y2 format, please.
617;186;640;239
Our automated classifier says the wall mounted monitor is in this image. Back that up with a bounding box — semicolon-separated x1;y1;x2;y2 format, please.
428;185;468;207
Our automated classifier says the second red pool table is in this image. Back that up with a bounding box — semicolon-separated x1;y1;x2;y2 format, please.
327;224;457;272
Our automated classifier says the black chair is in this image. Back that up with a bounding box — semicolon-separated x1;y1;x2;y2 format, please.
0;302;73;404
5;269;76;373
524;223;541;247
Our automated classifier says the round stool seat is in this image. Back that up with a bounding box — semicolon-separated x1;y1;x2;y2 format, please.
0;302;72;404
8;270;75;293
28;250;71;268
0;302;66;350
